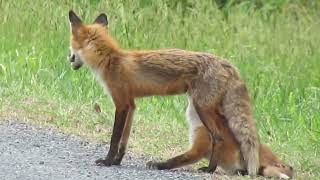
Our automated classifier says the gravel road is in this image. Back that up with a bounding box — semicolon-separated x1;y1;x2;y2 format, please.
0;120;211;180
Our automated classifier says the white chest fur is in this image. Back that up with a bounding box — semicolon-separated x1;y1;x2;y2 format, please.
186;97;203;144
93;70;111;95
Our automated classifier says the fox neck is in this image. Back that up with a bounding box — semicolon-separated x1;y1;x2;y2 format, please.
81;32;123;71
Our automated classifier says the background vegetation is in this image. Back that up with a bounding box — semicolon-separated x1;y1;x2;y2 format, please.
0;0;319;179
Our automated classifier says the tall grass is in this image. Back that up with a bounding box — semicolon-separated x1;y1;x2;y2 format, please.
1;0;319;178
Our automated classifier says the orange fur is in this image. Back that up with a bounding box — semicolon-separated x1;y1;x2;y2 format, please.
208;114;293;178
148;111;293;178
202;114;294;178
68;11;261;174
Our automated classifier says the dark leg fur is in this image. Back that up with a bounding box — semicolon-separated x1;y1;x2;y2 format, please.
96;106;129;166
112;107;135;165
192;102;221;173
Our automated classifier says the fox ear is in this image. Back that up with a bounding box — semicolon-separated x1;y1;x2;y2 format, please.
69;10;82;28
94;13;108;26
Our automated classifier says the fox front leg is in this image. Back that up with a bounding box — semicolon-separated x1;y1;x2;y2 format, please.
96;105;129;166
112;104;135;165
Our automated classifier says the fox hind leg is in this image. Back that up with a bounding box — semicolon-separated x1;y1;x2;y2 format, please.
146;126;210;171
192;101;220;173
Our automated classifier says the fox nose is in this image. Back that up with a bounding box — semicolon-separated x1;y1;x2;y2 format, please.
70;54;75;62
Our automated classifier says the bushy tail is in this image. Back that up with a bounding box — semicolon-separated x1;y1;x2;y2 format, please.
222;81;260;176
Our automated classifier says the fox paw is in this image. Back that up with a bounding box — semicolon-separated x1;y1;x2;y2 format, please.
95;158;113;166
198;166;216;173
112;152;125;166
146;161;167;170
111;159;121;166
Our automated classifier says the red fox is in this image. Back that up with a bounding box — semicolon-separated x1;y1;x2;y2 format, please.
146;95;294;179
68;11;260;175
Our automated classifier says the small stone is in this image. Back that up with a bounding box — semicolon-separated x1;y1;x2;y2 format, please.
33;144;41;147
39;161;44;165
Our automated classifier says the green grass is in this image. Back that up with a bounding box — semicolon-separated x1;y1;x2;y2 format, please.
0;0;319;179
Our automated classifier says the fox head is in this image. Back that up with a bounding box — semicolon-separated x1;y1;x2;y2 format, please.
68;10;111;70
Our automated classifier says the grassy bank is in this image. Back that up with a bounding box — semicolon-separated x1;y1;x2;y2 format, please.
0;1;319;179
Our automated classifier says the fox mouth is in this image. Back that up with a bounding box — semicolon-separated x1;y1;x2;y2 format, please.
71;63;82;70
